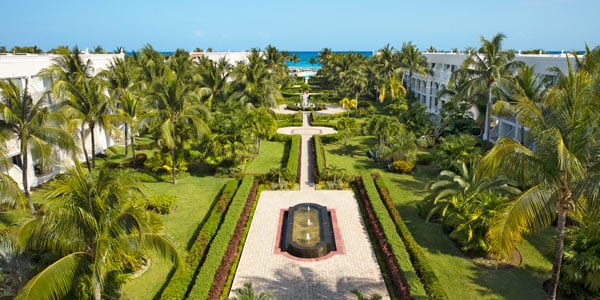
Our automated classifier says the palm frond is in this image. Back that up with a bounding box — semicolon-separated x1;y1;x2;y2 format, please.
16;252;87;300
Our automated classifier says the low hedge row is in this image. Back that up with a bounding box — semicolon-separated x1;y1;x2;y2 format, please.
312;135;326;181
320;132;344;143
159;179;239;300
285;135;301;183
354;176;414;300
211;179;261;299
187;176;256;299
372;173;448;300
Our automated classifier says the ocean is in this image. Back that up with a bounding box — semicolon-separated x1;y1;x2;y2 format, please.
286;51;373;69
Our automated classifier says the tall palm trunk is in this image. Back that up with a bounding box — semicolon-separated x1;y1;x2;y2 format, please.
93;277;102;300
124;123;129;157
81;123;91;172
21;141;35;214
483;83;493;148
90;122;96;169
549;202;568;300
171;117;177;184
130;131;136;160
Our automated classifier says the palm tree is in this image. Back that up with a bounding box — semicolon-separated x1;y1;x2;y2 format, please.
337;117;358;145
147;55;210;184
42;46;115;171
0;79;75;214
0;146;27;212
425;160;520;253
399;42;431;95
368;115;402;151
373;44;405;102
102;56;145;159
247;108;277;155
230;49;282;108
16;164;183;300
195;56;232;109
496;65;546;144
477;62;600;300
459;33;522;145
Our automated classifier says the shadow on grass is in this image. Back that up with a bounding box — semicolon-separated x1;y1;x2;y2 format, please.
468;262;549;299
188;162;215;177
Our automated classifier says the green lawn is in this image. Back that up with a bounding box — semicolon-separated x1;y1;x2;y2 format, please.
121;173;230;299
244;141;286;174
323;136;553;299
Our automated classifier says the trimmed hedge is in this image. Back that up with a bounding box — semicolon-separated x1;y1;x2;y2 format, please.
212;180;262;299
159;179;239;300
320;132;344;144
312;135;326;182
187;176;256;299
372;173;448;300
285;135;301;183
358;176;427;299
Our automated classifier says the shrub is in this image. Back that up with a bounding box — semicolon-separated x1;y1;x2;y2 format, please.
354;176;415;299
390;160;415;174
313;135;326;181
284;135;301;183
147;194;176;214
188;176;255;299
372;173;448;299
416;151;434;165
210;179;261;299
159;179;239;300
131;171;158;183
320;132;344;143
271;133;293;142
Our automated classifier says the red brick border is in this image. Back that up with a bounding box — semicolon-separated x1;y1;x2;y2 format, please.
274;208;344;262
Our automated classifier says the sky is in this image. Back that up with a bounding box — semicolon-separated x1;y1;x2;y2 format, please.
2;0;599;52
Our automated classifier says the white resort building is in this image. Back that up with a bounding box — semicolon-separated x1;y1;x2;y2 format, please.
0;51;124;190
409;52;579;144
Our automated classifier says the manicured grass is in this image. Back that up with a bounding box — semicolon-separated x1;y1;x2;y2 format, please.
121;174;229;299
323;135;553;299
244;141;285;174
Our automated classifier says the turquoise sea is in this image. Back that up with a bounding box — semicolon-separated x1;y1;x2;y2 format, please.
286;51;373;69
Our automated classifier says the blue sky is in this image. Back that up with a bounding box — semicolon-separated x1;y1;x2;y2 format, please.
3;0;598;52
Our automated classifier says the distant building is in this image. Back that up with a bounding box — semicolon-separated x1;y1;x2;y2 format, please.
0;51;124;189
409;51;580;143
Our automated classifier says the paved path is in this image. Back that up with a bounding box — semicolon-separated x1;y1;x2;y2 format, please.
230;107;390;299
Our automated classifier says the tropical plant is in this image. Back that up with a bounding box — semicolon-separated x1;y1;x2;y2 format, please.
228;282;273;300
102;55;147;159
424;161;520;253
0;233;33;298
267;167;289;190
399;42;432;94
477;61;600;300
208;110;254;169
337;117;358;145
458;33;523;145
16;164;182;300
351;289;382;300
0;79;75;214
41;46;115;171
339;97;357;117
146;51;210;183
431;134;483;172
195;56;232;109
247;108;277;154
230;49;282;108
368;115;403;152
560;210;600;298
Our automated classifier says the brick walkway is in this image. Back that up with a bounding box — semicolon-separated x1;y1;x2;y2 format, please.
230;109;389;299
